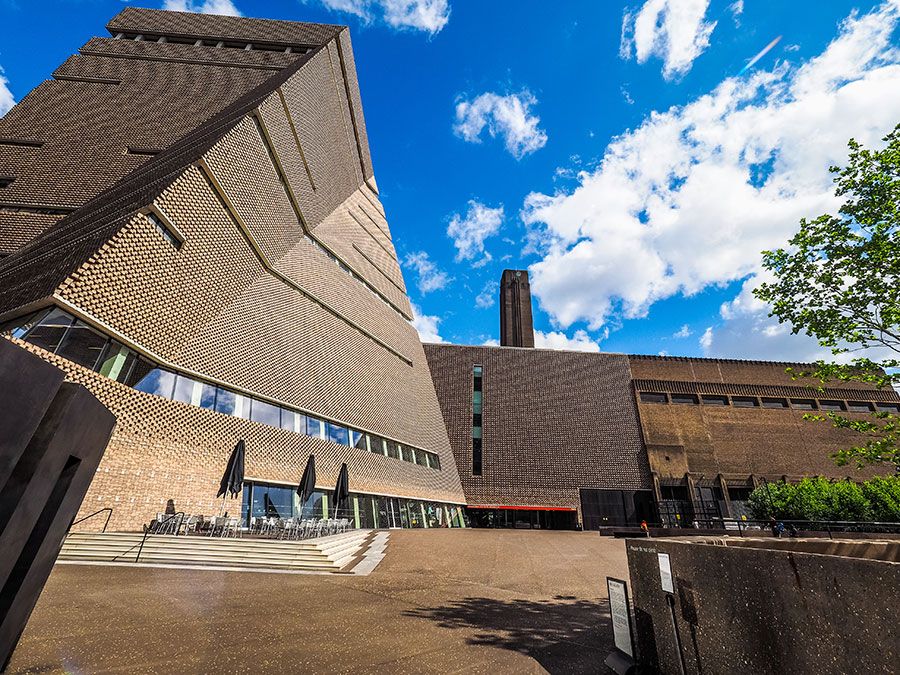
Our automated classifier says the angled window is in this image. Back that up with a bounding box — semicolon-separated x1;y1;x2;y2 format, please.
640;392;668;404
306;416;324;438
198;382;217;410
701;395;729;406
671;393;699;405
145;210;182;250
24;307;74;354
819;400;846;412
134;368;177;398
386;439;400;459
172;374;197;404
213;388;237;415
876;402;900;413
732;396;760;408
327;422;350;446
251;399;281;427
847;401;875;413
55;320;109;371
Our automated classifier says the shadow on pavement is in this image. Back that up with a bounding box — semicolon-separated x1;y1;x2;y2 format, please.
404;595;612;674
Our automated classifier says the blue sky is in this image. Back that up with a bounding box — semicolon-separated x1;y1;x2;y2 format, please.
2;0;900;359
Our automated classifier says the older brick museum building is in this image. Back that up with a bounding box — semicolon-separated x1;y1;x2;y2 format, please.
1;9;896;531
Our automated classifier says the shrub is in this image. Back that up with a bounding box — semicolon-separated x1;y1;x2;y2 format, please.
746;475;899;522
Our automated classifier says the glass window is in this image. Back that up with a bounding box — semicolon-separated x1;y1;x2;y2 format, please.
819;400;846;411
386;440;400;459
251;399;281;427
97;340;136;382
414;448;427;465
250;482;295;520
671;393;699;405
370;436;386;455
23;307;74;354
427;453;442;470
123;357;154;388
214;387;237;415
306;416;324;438
472;426;482;439
640;392;668;403
473;391;483;413
472;438;482;475
172;375;196;404
2;309;48;339
327;423;350;446
350;430;367;451
234;395;251;420
761;397;789;409
876;402;900;413
134;368;177;399
847;401;875;413
280;408;296;431
198;382;217;410
790;399;817;410
55;320;109;370
732;396;759;408
701;395;729;406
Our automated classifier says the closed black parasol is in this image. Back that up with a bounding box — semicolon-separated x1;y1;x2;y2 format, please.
297;454;317;509
331;462;350;518
217;439;245;499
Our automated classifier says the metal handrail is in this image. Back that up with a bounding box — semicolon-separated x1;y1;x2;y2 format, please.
113;512;185;563
69;507;113;533
685;517;900;539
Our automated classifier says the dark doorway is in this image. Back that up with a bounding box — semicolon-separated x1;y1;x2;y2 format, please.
464;508;578;530
579;489;656;530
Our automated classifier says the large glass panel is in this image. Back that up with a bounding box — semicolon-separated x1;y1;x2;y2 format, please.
96;340;136;381
198;382;217;410
386;440;400;459
214;388;237;415
327;423;350;446
134;368;177;398
2;309;48;339
234;395;251;420
123;358;155;388
414;448;427;466
251;398;281;427
250;483;295;519
356;494;377;528
306;416;324;438
24;308;74;354
369;436;386;455
350;430;367;451
280;408;296;431
427;453;442;470
172;374;197;404
473;391;483;413
56;320;109;370
300;491;324;519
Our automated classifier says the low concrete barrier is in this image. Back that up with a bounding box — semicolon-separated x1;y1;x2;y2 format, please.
625;536;900;674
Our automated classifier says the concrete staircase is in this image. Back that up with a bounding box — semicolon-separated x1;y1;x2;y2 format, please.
59;529;376;573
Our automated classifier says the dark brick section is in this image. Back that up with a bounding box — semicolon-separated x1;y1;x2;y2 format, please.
499;269;535;348
423;344;651;515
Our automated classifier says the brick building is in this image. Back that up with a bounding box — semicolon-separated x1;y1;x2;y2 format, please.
425;273;900;530
0;8;465;531
1;9;896;533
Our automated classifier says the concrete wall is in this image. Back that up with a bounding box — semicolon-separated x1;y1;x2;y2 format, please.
625;536;900;674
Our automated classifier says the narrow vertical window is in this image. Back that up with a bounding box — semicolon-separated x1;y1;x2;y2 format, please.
472;364;483;476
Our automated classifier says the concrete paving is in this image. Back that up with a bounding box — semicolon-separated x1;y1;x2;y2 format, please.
8;530;628;674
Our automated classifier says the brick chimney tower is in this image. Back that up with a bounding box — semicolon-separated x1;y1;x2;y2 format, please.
499;269;535;348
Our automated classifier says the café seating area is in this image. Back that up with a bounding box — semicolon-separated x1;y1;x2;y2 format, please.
148;513;353;541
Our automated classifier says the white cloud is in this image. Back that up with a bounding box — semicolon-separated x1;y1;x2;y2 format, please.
699;326;713;350
163;0;242;15
313;0;449;34
0;67;14;118
673;324;692;338
403;251;451;294
446;200;503;264
620;0;717;80
524;0;900;366
475;280;498;309
410;303;445;343
482;338;500;346
454;91;548;159
534;329;602;353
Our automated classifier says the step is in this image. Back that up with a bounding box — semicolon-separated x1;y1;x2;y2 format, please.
58;529;375;573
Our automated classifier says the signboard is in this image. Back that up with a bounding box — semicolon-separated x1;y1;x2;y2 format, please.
658;552;674;593
606;577;634;658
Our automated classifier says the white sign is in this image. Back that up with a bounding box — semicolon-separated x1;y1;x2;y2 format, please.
606;578;634;658
658;552;674;593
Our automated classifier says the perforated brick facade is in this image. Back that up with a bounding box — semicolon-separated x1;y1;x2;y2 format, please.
0;8;464;530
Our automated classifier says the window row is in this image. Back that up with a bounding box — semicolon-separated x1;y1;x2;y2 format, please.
0;307;442;470
472;364;483;476
638;390;900;413
114;32;313;54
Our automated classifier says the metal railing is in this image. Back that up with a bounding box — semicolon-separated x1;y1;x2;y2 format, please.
690;517;900;539
69;507;113;533
112;512;185;563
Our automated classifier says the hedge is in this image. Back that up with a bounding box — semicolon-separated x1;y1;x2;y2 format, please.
746;475;900;522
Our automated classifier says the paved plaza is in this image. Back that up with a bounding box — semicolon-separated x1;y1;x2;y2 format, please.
10;530;627;674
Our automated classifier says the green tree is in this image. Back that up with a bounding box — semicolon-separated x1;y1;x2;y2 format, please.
755;125;900;469
747;476;898;522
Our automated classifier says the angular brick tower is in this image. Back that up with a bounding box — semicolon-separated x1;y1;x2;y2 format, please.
499;269;535;348
0;8;465;530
